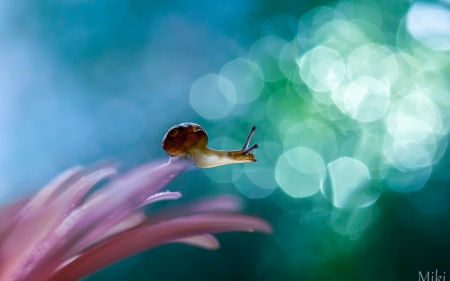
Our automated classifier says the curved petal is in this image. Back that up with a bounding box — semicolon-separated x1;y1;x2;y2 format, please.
143;195;245;226
50;214;272;281
22;166;83;215
137;191;182;208
83;212;147;251
170;234;220;250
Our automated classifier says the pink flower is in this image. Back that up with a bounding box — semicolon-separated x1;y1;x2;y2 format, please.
0;157;271;281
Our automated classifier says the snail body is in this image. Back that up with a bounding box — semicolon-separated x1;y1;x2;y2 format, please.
162;123;258;168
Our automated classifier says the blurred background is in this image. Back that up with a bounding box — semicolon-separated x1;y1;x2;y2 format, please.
1;0;450;280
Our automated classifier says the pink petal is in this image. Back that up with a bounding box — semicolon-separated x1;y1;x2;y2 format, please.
21;166;83;216
170;234;220;250
52;167;118;219
143;195;244;226
136;191;182;208
0;198;29;242
0;167;82;244
77;212;146;253
50;214;272;281
0;167;117;281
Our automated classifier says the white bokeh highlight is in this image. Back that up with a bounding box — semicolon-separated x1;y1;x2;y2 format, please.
299;46;346;92
276;147;325;198
322;157;379;208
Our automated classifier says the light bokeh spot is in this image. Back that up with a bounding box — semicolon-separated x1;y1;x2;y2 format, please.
347;43;398;86
190;74;236;120
233;167;276;199
279;41;301;83
313;20;368;55
407;2;450;51
387;94;441;138
323;157;378;208
220;59;264;104
344;77;390;122
276;147;325;198
299;46;346;92
284;119;337;163
384;93;441;170
250;36;287;82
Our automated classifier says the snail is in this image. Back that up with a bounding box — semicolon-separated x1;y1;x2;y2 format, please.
162;123;258;168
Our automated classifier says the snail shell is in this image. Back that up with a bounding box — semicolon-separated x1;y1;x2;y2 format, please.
162;123;208;157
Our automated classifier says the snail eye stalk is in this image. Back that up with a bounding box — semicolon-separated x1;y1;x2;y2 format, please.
242;126;258;155
162;123;258;168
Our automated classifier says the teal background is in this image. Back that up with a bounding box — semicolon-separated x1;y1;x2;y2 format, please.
0;0;449;280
